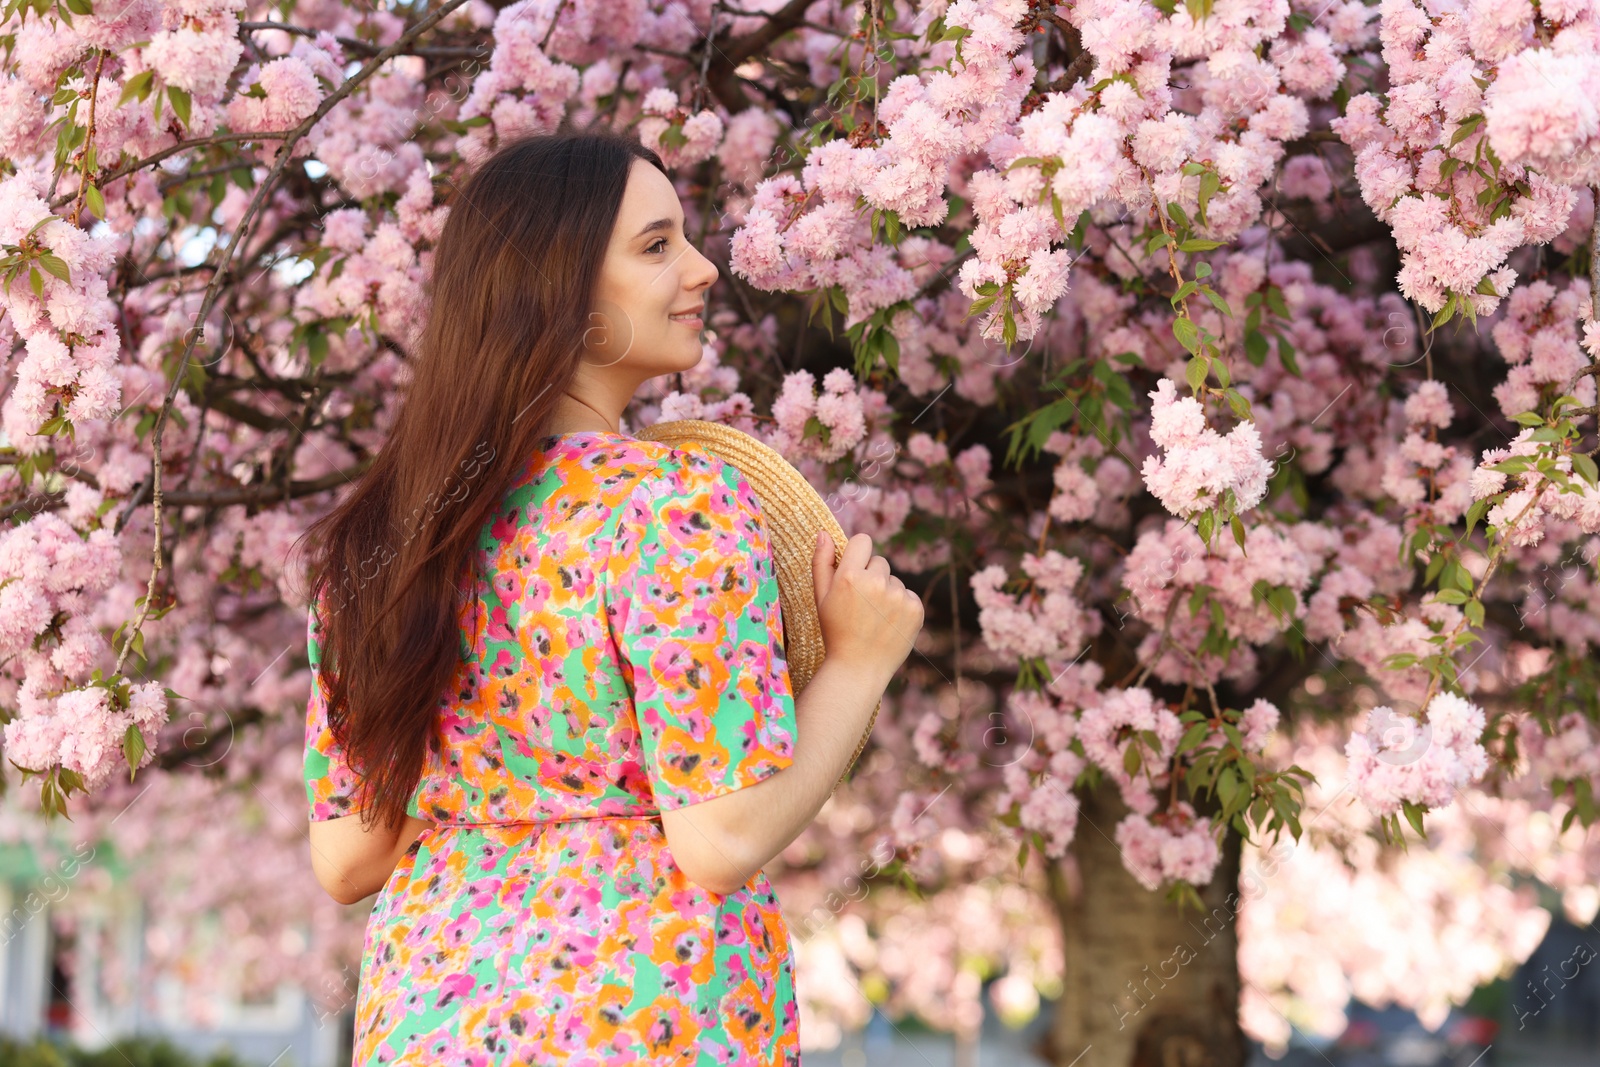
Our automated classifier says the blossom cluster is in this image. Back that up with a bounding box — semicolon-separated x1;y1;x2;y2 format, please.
972;549;1100;665
1470;428;1600;548
1115;801;1223;891
1344;693;1490;816
1489;278;1598;420
1331;0;1589;316
1077;686;1182;816
1377;379;1475;522
763;367;872;461
1140;378;1273;520
0;175;123;442
729;0;1036;331
950;0;1377;343
1121;517;1319;687
637;87;725;169
0;514;166;789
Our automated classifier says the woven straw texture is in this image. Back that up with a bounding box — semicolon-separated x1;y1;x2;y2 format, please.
635;419;879;792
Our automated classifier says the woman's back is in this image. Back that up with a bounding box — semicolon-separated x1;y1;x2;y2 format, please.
304;428;802;1065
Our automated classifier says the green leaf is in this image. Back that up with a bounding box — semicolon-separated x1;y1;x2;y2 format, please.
1572;452;1599;487
1178;722;1211;754
1448;113;1483;147
122;722;146;777
1231;513;1247;550
1200;287;1233;318
167;85;192;127
1224;388;1253;420
1173;317;1201;355
1178;238;1223;252
1462;498;1488;539
1510;411;1546;427
1402;799;1428;838
36;254;70;283
117;69;154;108
1244;329;1268;366
1197;171;1220;227
1275;334;1300;376
1464;599;1485;627
1431;293;1458;331
1184;353;1209;391
1433;588;1469;604
1217;765;1239;808
1264;285;1289;319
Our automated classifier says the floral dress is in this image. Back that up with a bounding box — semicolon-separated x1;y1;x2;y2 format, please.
303;429;802;1066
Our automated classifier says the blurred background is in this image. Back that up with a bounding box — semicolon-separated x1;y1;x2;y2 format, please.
0;821;1594;1067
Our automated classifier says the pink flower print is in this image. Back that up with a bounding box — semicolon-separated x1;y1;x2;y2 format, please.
491;565;524;604
486;603;516;642
443;912;482;950
436;971;477;1009
488;509;522;542
485;645;518;680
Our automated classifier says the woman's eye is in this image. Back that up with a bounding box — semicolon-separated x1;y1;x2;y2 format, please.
647;237;668;254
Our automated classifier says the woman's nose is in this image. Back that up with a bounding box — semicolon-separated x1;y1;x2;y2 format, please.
684;241;716;289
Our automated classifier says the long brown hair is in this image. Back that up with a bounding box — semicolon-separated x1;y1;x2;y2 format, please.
296;131;668;831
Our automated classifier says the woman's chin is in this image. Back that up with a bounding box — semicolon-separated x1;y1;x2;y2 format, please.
630;345;703;382
673;339;706;371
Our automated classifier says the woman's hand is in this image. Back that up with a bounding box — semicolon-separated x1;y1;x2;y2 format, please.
812;529;924;692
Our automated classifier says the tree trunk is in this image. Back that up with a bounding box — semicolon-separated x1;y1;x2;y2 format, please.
1036;783;1245;1067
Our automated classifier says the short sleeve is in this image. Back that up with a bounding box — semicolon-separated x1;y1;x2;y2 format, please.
606;453;798;811
304;595;424;822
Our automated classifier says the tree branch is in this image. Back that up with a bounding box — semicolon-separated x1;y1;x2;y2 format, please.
160;458;375;508
239;21;489;60
704;0;818;113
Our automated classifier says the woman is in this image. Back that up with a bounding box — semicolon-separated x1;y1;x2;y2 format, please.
297;130;923;1065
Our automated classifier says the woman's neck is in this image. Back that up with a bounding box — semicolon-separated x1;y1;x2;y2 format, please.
547;394;622;434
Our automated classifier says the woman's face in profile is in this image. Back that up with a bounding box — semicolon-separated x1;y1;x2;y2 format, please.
584;158;720;377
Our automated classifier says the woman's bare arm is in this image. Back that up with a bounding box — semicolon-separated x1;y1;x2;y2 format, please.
309;813;433;905
662;531;921;897
660;655;891;895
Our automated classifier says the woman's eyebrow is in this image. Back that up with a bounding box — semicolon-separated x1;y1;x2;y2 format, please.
632;218;676;240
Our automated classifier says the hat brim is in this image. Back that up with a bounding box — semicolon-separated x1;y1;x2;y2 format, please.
636;419;879;792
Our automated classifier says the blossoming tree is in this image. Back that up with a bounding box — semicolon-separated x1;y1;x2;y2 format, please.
1;0;1598;1062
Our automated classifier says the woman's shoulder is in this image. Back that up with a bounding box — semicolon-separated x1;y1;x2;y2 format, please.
625;439;763;520
537;431;771;554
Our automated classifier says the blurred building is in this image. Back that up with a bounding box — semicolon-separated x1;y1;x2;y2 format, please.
0;839;349;1067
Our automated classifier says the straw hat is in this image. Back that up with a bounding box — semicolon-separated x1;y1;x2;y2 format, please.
635;418;879;792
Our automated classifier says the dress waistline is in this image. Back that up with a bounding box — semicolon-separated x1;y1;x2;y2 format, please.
420;813;664;830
